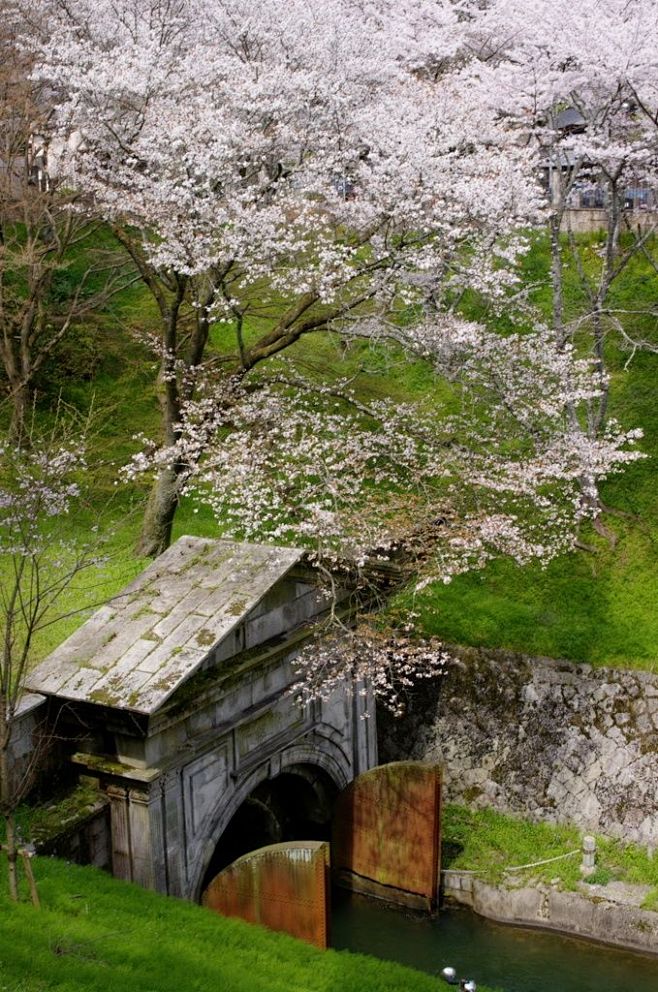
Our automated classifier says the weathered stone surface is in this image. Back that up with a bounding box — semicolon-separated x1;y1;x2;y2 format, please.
7;693;48;797
26;537;378;898
25;536;303;713
379;646;658;845
444;870;658;956
36;800;111;871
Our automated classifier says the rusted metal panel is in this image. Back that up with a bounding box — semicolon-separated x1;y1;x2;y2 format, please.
202;840;330;948
332;761;441;911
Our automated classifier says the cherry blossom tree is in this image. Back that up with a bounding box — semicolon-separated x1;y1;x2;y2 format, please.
29;0;542;554
131;318;641;565
473;0;658;435
19;0;647;706
122;310;643;713
164;316;638;709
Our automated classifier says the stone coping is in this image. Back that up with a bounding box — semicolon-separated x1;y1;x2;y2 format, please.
443;870;658;957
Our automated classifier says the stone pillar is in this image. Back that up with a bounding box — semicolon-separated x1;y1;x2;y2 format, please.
105;784;132;881
581;835;597;876
126;787;156;889
160;770;187;898
105;780;166;891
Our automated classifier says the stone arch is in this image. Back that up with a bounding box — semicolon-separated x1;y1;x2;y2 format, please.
276;732;353;793
190;730;351;901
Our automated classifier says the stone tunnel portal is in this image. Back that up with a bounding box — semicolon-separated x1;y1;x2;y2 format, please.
25;536;377;900
200;763;338;895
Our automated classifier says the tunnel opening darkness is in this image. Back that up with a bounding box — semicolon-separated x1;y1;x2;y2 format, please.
200;763;338;895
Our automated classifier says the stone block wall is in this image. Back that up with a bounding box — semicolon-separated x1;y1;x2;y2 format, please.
8;693;48;799
561;208;658;234
37;801;111;871
379;647;658;845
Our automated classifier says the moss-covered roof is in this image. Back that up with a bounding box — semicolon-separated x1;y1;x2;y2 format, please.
26;536;302;715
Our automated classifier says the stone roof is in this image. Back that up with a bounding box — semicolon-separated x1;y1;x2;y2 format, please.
555;107;586;130
26;536;303;715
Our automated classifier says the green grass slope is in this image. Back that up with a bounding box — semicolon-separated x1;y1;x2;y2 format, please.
5;232;657;672
443;804;658;905
0;857;484;992
395;237;658;670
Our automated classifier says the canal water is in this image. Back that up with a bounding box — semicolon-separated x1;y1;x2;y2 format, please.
331;889;658;992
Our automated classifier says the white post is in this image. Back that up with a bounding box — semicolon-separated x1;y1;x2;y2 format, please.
581;835;596;876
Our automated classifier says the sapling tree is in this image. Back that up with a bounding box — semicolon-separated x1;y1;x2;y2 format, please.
0;420;105;901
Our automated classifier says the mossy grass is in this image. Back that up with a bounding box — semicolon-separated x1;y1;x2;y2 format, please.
0;855;498;992
443;804;658;908
24;785;103;845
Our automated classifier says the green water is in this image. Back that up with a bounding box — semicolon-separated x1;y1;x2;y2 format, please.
331;890;658;992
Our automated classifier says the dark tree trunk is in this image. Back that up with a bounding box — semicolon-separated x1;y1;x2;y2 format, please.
135;464;181;558
7;380;31;444
5;812;18;902
549;214;565;346
134;281;188;558
0;717;18;902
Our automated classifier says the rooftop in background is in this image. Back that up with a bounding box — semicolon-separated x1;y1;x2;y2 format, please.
554;107;586;131
26;536;303;716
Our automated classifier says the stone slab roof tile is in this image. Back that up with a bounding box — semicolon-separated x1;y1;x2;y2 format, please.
26;535;303;715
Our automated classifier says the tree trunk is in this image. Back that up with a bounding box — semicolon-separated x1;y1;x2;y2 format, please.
0;731;18;901
8;381;31;444
5;812;18;902
134;282;188;558
550;213;566;346
136;465;181;558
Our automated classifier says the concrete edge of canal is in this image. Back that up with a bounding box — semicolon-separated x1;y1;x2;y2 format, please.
443;870;658;957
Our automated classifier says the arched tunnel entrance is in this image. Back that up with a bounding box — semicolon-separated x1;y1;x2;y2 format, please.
200;763;338;896
200;761;441;948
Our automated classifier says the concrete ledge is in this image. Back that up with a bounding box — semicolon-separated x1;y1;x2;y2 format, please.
443;871;658;957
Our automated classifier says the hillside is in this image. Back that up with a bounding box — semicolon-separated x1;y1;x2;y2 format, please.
6;232;657;672
0;857;476;992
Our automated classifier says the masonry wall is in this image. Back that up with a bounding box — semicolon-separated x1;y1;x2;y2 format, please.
379;647;658;846
37;801;111;871
8;694;48;798
562;208;657;234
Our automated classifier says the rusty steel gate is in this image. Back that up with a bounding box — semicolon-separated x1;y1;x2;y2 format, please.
332;761;441;911
202;840;330;948
202;761;441;943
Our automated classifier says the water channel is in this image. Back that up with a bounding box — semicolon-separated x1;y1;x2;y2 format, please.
331;889;658;992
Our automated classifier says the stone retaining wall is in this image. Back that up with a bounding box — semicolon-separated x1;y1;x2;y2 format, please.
443;871;658;956
379;647;658;845
562;208;658;234
36;800;111;871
